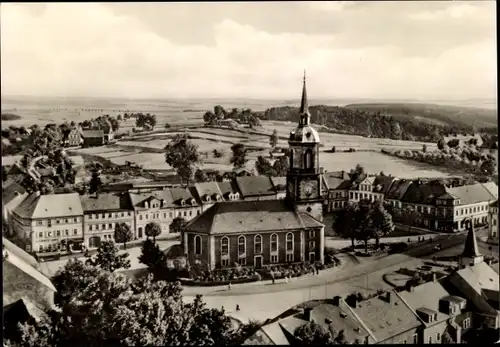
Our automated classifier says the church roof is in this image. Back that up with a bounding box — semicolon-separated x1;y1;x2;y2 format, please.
186;199;324;235
462;226;481;258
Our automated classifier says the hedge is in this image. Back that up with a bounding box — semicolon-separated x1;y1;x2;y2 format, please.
179;273;261;287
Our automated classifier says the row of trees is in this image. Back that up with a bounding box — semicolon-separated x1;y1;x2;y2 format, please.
203;105;262;128
81;114;120;133
332;200;395;252
255;155;289;177
5;238;256;346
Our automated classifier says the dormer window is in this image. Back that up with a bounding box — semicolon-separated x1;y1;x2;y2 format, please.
144;202;149;208
215;194;222;201
190;198;196;205
204;195;211;202
180;199;186;206
162;200;167;207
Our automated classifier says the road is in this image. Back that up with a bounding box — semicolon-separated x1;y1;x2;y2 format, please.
183;233;487;323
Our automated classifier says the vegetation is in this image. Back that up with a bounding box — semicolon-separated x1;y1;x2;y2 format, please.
293;320;347;345
169;217;188;234
114;223;134;250
262;104;496;142
164;133;200;186
230;143;248;169
81;114;119;133
134;113;157;130
139;239;167;278
270;129;279;150
145;222;162;243
255;155;290;177
6;258;251;346
84;240;131;272
1;113;22;121
203;105;261;128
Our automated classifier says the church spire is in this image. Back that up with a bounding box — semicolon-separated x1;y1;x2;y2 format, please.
299;70;311;126
460;222;483;267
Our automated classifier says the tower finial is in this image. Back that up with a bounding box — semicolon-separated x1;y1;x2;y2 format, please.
303;69;306;82
300;70;309;115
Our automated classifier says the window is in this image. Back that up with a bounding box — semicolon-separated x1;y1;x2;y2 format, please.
101;214;105;219
289;149;294;168
56;230;60;236
304;149;313;169
108;223;112;229
221;237;229;256
65;230;69;236
74;218;78;222
309;241;315;249
198;210;201;215
145;214;148;220
56;219;60;224
189;210;192;216
238;258;246;266
178;212;181;217
64;219;68;223
286;253;294;262
108;213;112;218
463;318;471;329
238;235;246;256
139;215;143;220
270;233;278;252
437;333;441;341
47;231;52;237
403;340;406;344
254;235;262;254
183;211;187;217
286;233;294;252
37;220;43;226
309;230;315;238
350;192;353;199
413;334;418;344
128;212;131;216
73;229;78;235
221;258;229;267
271;255;278;263
190;235;203;256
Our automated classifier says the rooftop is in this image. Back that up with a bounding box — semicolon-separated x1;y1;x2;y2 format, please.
2;181;27;206
193;181;223;201
217;180;241;197
13;192;84;219
81;130;104;138
186;199;324;235
447;183;497;206
385;179;413;201
452;262;499;296
236;176;276;197
400;180;447;205
80;192;133;212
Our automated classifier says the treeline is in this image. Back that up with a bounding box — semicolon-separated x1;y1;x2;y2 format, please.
262;105;497;142
203;105;262;128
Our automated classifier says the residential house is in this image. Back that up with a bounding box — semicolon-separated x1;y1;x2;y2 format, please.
325;174;351;212
193;181;224;212
398;279;469;344
80;192;135;248
270;176;287;200
169;186;202;220
66;128;82;147
163;244;187;269
384;179;413;209
217;180;242;202
489;201;498;243
11;192;84;253
236;175;277;201
184;199;324;270
348;174;396;205
104;128;114;144
2;181;28;237
82;130;104;147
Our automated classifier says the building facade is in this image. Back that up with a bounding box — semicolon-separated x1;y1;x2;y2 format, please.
66;128;82;147
82;130;105;147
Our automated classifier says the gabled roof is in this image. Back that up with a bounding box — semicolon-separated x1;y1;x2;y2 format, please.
372;175;396;194
270;176;287;192
359;176;375;186
2;181;27;205
399;281;454;325
186;199;324;234
81;130;104;138
80;192;133;212
325;175;345;190
13;192;84;219
236;176;275;197
3;237;39;270
481;182;498;200
447;183;497;206
217;180;241;198
169;187;198;205
194;182;223;201
385;179;413;200
8;163;26;175
353;292;421;343
462;227;481;258
451;262;499;299
401;180;447;205
129;189;174;208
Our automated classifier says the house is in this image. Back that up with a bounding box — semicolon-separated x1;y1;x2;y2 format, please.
193;181;224;212
11;192;84;254
6;163;26;183
216;180;241;202
3;238;56;312
80;192;135;248
351;291;423;344
66;128;82;147
398;279;469;344
325;174;351;212
2;181;28;237
384;179;413;209
270;176;287;200
163;244;187;269
81;130;104;147
489;201;498;243
104;128;114;144
236;175;277;201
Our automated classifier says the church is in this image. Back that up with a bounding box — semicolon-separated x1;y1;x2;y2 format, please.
183;74;326;270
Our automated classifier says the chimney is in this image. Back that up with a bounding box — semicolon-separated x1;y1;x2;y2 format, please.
304;308;313;322
409;285;415;292
332;296;342;306
386;292;392;303
432;273;437;282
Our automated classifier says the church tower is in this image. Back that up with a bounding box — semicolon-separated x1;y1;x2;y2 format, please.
460;222;484;267
286;72;324;222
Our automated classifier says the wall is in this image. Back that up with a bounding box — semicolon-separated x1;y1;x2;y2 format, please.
31;215;84;252
84;210;134;248
453;202;490;231
4;192;29;236
379;326;421;344
135;207;175;238
185;232;210;269
295;201;323;223
242;195;277;202
422;319;449;344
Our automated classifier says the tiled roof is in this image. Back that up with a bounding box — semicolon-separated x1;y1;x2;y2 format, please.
169;187;198;205
80;192;133;212
326;170;350;180
37;168;54;177
81;130;104;138
243;324;284;345
2;181;27;205
401;180;447;205
399;281;453;325
372;175;396;194
452;262;499;297
447;183;497;206
385;179;413;200
186;199;324;234
13;192;84;219
271;176;287;192
217;180;241;198
353;292;421;343
462;227;481;258
236;176;275;197
129;189;174;208
481;182;498;200
3;237;40;270
194;182;223;201
261;322;291;345
325;175;345;190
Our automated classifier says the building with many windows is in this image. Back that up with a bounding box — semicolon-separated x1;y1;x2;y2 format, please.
80;192;135;248
184;74;325;270
11;192;84;253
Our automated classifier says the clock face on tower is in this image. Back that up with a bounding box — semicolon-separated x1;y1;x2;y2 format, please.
300;180;318;199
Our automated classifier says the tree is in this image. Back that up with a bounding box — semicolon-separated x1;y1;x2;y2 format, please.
114;222;133;250
85;240;131;272
422;144;427;153
51;258;98;307
230;143;248;169
203;111;217;125
145;222;162;243
390;121;402;140
195;168;209;182
255;156;275;176
139;239;167;275
371;202;395;249
350;164;365;182
437;137;447;151
170;217;187;234
332;204;358;247
270;129;279;150
89;169;103;194
401;206;420;234
293;321;342;345
480;158;496;176
441;331;455;344
272;155;289;176
164;133;200;186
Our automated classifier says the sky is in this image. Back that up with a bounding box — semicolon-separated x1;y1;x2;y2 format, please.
0;2;496;100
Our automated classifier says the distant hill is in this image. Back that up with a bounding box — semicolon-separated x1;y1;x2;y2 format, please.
261;103;497;143
1;113;21;121
345;102;497;128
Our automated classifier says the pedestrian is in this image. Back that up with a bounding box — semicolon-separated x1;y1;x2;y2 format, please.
272;277;275;284
316;267;319;275
221;305;225;312
236;304;240;311
285;276;289;283
228;282;231;291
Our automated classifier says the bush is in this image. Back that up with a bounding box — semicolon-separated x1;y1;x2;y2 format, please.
164;123;171;129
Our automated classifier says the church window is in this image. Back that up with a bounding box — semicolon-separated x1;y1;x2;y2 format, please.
271;255;278;263
254;234;262;254
238;235;246;256
290;149;294;168
238;258;247;266
221;237;229;256
194;235;202;255
304;149;313;169
222;258;229;267
286;232;294;252
270;233;278;252
286;253;294;262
